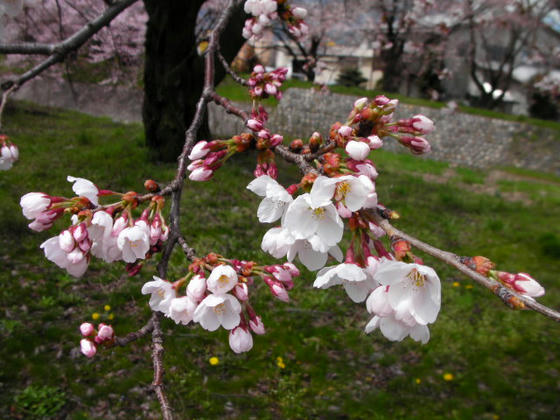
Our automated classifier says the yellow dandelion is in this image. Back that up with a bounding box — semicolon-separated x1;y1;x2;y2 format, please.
104;305;111;311
452;282;460;287
443;373;454;381
415;378;421;384
465;285;473;290
277;360;286;369
209;357;219;366
276;356;283;363
91;312;100;320
108;313;115;320
492;415;500;420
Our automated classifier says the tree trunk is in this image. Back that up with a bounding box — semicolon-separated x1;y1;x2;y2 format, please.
142;0;246;162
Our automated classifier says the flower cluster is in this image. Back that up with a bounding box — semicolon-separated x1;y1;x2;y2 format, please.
248;65;288;100
0;134;18;170
140;253;300;354
188;134;252;181
20;176;168;277
242;0;307;42
79;322;115;358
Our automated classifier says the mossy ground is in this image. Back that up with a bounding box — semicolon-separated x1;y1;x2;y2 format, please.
1;102;559;419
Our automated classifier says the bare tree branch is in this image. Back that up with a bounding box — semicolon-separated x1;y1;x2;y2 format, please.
0;0;139;90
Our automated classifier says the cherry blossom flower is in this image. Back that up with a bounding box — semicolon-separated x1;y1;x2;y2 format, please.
167;296;198;325
0;142;18;170
411;115;435;134
186;274;207;301
229;325;253;353
40;236;89;277
247;175;293;223
314;262;378;303
80;322;95;337
67;176;99;206
365;313;430;344
193;294;241;331
188;141;210;160
374;260;441;326
207;264;238;295
141;276;176;313
20;192;51;220
117;220;150;263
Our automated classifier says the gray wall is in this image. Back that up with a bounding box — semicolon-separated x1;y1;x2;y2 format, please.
210;88;560;175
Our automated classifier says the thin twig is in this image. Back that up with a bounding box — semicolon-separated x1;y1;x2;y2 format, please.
217;50;248;86
151;312;173;420
0;85;17;131
370;211;560;322
112;318;155;347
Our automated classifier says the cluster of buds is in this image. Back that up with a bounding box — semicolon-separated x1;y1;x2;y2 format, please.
140;253;300;354
188;134;252;181
0;134;18;170
20;176;168;278
248;65;288;100
79;322;115;358
493;271;545;299
242;0;308;42
338;96;433;156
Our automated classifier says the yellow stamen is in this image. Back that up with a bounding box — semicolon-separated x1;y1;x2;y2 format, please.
312;207;325;219
407;268;426;287
213;303;225;315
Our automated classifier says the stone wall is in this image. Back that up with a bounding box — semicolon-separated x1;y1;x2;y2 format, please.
210;88;560;175
13;79;560;175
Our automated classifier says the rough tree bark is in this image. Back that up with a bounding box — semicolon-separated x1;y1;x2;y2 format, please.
142;0;246;162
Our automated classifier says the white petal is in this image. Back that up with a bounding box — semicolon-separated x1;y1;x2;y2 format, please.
379;317;409;341
364;315;380;334
299;246;328;271
310;176;337;208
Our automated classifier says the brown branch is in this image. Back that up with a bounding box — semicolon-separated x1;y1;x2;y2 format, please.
112;318;154;347
177;235;196;261
0;85;17;131
0;0;139;91
151;312;173;420
217;50;248;86
210;92;249;120
370;211;560;323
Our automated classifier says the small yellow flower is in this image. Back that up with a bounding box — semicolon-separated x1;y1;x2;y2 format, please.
492;415;500;420
104;305;111;311
452;282;460;287
91;312;100;320
443;373;454;381
108;313;115;320
415;378;421;384
209;357;219;366
465;285;473;290
276;356;283;362
277;360;286;369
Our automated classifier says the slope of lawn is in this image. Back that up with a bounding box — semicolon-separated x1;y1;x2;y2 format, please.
0;101;559;419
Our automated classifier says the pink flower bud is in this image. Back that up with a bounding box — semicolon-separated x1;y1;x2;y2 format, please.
374;95;390;106
246;119;264;131
253;86;263;97
188;141;209;160
265;83;277;96
336;202;353;218
367;135;383;150
282;262;300;277
80;339;97;358
292;6;307;19
266;163;278;179
345;140;370;161
233;283;249;301
78;239;92;252
189;167;213;182
249;316;266;335
80;322;95;337
59;230;75;253
411;114;434;134
354;97;368;110
512;273;545;298
257;129;270;139
270;134;283;147
253;64;265;74
338;125;353;138
265;277;289;302
72;223;88;242
229;326;253;353
97;324;114;341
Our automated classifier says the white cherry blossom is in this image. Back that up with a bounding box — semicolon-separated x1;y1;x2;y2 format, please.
40;236;88;278
207;265;238;295
229;326;254;353
67;176;99;206
247;175;293;223
193;294;241;331
117;220;150;263
314;262;378;303
141;277;176;313
167;296;197;325
20;192;51;220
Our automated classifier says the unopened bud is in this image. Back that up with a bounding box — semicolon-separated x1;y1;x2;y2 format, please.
144;179;159;192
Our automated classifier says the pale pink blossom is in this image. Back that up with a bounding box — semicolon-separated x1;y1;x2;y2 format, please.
20;192;51;220
186;274;207;301
167;296;197;325
411;114;434;134
345;140;370;161
247;175;293;223
67;176;99;206
207;265;238;295
229;326;253;353
40;236;89;278
80;322;95;337
249;316;266;335
314;263;378;303
193;294;242;331
117;220;150;263
96;324;114;341
80;339;96;358
188;141;209;160
141;276;176;313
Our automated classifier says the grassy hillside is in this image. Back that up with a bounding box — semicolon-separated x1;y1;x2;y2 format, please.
0;102;559;419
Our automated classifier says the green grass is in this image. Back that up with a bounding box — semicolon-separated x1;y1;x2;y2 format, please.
1;101;559;418
217;76;560;132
